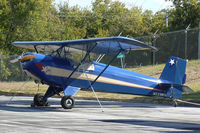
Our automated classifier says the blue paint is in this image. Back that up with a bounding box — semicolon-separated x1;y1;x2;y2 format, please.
64;86;80;96
20;52;188;99
160;56;187;85
12;36;157;54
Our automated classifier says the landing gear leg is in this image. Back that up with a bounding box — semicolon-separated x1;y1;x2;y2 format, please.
172;99;178;107
31;86;62;107
61;95;75;109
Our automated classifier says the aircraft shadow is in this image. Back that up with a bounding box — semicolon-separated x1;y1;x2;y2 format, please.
96;119;200;133
0;99;69;112
0;105;64;112
75;100;158;108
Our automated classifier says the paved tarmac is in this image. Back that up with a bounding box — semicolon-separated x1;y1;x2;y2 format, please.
0;96;200;133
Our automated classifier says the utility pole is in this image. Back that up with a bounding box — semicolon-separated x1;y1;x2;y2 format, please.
198;22;200;59
165;12;168;28
185;24;190;59
152;29;159;65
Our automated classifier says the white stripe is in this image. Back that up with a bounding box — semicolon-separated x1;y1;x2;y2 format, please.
42;66;159;90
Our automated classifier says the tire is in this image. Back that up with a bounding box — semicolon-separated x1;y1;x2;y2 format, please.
61;95;75;109
33;94;47;106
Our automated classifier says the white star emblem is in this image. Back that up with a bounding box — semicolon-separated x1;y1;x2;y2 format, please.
42;66;50;73
169;59;175;66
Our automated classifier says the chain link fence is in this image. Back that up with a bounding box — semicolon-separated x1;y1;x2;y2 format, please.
137;27;199;64
0;28;199;81
108;27;199;67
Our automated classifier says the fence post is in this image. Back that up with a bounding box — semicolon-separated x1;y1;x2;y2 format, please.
198;22;200;59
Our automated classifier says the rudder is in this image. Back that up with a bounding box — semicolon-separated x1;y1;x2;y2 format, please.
160;56;187;85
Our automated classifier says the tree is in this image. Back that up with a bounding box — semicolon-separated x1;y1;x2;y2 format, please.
0;0;53;54
166;0;200;30
58;3;88;40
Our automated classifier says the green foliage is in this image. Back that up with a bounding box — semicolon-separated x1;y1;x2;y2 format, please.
0;0;199;70
167;0;200;30
0;51;11;80
0;54;29;81
0;0;187;55
0;59;11;80
0;0;53;54
1;0;200;54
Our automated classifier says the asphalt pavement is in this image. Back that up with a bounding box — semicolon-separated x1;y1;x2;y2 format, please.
0;96;200;133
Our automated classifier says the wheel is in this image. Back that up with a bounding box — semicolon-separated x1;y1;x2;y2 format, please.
61;95;75;109
33;94;48;106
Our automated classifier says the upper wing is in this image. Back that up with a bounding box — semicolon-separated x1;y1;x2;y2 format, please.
12;36;157;54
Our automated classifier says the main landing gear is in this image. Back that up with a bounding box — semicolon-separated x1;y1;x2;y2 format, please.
31;85;76;109
31;93;75;109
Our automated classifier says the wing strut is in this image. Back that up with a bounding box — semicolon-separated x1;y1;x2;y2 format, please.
34;46;38;53
96;54;105;62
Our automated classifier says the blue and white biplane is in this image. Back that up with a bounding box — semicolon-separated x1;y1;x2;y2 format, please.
11;36;192;109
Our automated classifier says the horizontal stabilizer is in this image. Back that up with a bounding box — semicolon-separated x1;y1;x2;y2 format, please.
159;83;194;93
182;85;194;93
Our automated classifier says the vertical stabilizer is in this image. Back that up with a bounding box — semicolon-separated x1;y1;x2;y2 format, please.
160;57;187;85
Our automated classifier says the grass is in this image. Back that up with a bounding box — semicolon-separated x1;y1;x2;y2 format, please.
1;59;200;105
0;81;143;101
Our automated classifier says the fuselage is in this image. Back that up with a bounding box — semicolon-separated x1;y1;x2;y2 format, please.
21;52;177;98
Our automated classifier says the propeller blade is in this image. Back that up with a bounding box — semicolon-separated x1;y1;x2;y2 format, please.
10;56;21;63
10;58;19;63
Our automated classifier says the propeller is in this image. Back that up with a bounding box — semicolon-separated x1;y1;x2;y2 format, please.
10;54;36;63
10;55;22;63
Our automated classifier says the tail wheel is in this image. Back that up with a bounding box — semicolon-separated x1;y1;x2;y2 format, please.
172;99;178;107
61;95;75;109
173;100;178;107
33;94;48;106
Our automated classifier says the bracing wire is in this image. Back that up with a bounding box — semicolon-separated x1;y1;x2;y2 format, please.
84;70;104;112
176;99;200;106
6;80;29;105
